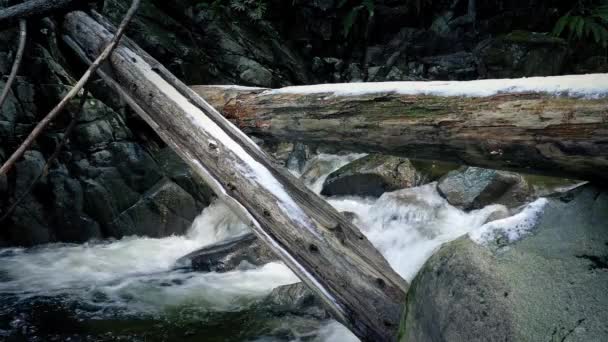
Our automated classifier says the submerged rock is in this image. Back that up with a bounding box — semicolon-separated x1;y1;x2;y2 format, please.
437;166;533;210
176;233;276;272
321;155;420;197
402;184;608;342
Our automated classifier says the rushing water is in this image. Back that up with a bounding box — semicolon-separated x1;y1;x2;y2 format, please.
0;153;549;341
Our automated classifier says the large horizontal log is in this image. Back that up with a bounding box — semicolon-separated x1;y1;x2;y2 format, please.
192;78;608;184
63;11;407;342
0;0;89;29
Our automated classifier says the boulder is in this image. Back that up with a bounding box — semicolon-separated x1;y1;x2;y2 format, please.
475;30;568;78
107;178;200;238
262;282;328;320
321;155;420;197
402;184;608;342
437;167;533;210
176;232;276;272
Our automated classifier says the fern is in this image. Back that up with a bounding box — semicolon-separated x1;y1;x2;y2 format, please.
553;1;608;47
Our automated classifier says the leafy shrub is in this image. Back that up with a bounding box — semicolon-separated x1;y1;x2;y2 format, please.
553;0;608;47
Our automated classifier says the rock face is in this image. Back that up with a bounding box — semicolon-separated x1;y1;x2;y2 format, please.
402;185;608;342
475;31;568;78
176;233;276;272
321;155;420;197
437;167;533;210
0;23;213;246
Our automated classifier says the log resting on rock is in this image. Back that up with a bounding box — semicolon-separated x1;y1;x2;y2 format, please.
192;77;608;184
63;11;407;342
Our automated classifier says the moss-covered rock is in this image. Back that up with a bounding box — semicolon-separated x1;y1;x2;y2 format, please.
321;155;421;197
437;167;533;210
401;184;608;341
475;30;568;78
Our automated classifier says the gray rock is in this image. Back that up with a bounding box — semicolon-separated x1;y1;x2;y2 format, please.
423;51;477;80
475;31;568;78
262;282;328;320
402;185;608;342
176;232;276;272
107;179;199;238
156;147;214;206
48;171;102;242
437;167;533;210
321;155;420;197
286;142;310;173
238;57;274;87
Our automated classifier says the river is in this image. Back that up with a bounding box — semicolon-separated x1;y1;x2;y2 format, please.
0;153;547;341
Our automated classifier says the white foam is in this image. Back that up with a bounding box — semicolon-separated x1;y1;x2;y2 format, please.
266;74;608;99
469;198;548;244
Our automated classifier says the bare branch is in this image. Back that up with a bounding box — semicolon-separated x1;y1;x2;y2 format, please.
0;0;141;176
0;19;27;110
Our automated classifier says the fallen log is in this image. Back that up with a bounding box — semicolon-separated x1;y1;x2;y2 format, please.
192;78;608;184
63;11;407;342
0;0;89;29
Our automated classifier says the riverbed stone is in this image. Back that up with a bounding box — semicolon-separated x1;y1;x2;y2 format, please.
321;155;420;197
262;282;328;320
437;166;533;210
176;232;276;272
402;184;608;342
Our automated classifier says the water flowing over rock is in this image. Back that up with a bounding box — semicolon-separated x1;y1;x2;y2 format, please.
321;155;421;197
437;166;534;210
402;184;608;342
176;232;276;272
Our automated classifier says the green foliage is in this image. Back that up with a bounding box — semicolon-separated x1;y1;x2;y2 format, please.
552;1;608;47
338;0;431;37
338;0;375;37
207;0;268;21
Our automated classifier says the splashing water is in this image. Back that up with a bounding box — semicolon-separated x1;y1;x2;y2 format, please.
0;153;547;341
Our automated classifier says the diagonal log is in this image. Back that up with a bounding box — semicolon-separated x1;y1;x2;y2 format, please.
63;11;407;342
192;79;608;184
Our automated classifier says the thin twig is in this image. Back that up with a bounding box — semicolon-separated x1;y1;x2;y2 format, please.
0;0;141;176
0;19;27;111
0;90;89;224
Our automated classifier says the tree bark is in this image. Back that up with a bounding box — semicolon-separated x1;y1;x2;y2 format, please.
0;0;91;29
192;84;608;184
63;11;407;342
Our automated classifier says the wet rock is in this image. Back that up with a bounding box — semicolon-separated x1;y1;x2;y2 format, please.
402;185;608;342
475;30;568;78
286;142;311;173
341;211;358;223
107;178;199;238
176;232;276;272
48;171;102;242
156;147;214;206
437;167;533;210
410;160;460;182
422;51;477;80
238;57;274;87
262;282;328;320
321;155;420;197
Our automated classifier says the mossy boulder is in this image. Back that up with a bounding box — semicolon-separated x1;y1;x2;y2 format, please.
475;30;568;78
321;155;421;197
437;167;533;210
401;185;608;341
